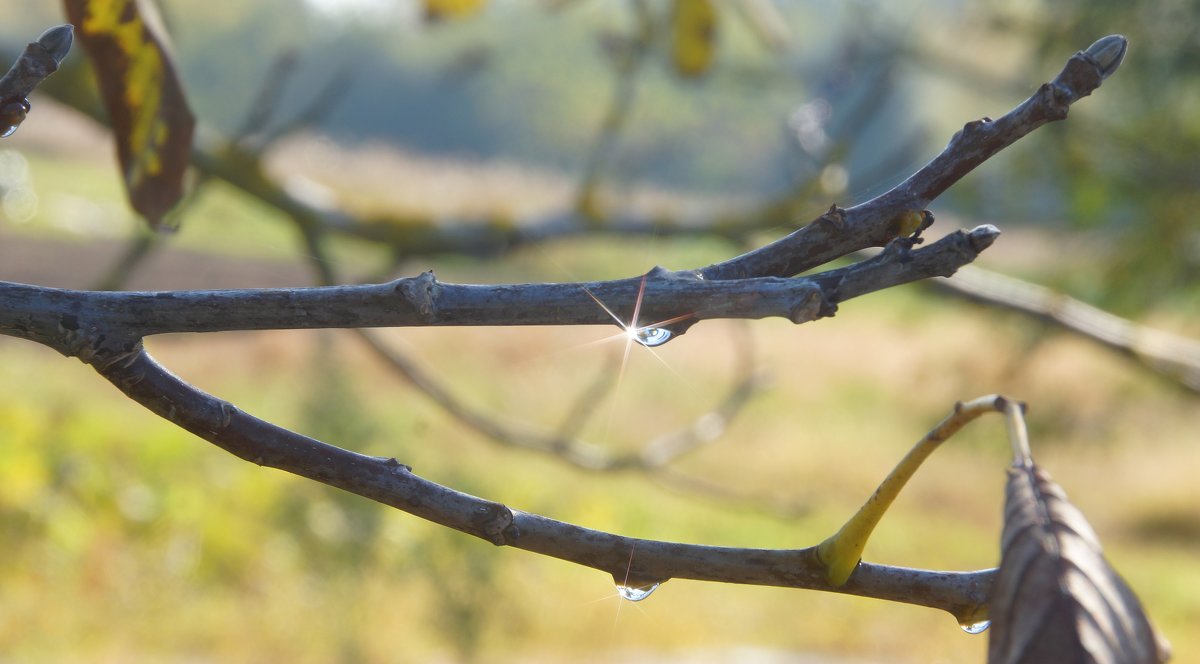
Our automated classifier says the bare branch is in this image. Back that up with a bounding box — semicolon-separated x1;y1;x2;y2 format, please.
574;0;653;219
698;35;1128;280
0;226;994;349
937;264;1200;392
357;327;759;469
88;344;995;618
0;34;1133;624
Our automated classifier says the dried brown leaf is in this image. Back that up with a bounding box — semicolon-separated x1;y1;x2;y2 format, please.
64;0;194;228
988;463;1170;664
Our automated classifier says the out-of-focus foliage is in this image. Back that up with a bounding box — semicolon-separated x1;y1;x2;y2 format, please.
423;0;488;23
63;0;194;228
670;0;717;78
980;0;1200;313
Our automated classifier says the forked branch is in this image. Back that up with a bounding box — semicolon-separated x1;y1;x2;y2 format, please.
0;34;1129;618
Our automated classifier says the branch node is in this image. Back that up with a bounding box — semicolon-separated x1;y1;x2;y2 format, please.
1040;81;1073;121
789;287;835;323
474;502;517;546
394;270;442;321
218;401;237;428
382;456;412;472
67;325;144;373
815;204;848;232
949;116;995;149
880;236;916;263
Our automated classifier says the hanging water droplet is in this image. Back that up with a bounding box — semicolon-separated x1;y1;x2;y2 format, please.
959;620;991;635
616;582;661;602
633;327;671;347
0;124;17;139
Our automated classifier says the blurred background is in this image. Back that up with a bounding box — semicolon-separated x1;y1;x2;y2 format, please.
0;1;1197;662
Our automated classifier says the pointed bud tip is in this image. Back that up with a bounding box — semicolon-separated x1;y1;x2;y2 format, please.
967;224;1001;252
1085;35;1127;80
36;25;74;65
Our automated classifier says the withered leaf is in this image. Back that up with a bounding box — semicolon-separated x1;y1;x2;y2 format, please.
63;0;194;229
987;462;1169;663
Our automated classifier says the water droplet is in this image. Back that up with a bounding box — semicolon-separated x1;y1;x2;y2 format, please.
633;327;671;347
0;125;17;139
960;620;991;635
616;582;661;602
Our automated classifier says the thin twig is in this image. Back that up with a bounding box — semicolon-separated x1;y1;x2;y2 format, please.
938;264;1200;392
698;35;1128;280
286;176;788;511
356;326;770;475
574;0;653;219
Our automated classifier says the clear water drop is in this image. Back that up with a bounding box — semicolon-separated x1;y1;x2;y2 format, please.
0;125;17;139
633;327;671;347
616;582;661;602
960;620;991;635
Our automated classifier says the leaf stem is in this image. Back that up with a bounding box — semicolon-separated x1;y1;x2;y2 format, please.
817;395;1012;586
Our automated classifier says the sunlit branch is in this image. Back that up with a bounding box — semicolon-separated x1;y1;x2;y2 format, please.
234;109;793;513
0;32;1135;623
0;225;995;347
89;344;995;619
290;216;785;507
699;35;1128;280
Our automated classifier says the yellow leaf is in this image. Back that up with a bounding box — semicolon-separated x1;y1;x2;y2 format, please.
64;0;195;228
671;0;717;79
424;0;488;22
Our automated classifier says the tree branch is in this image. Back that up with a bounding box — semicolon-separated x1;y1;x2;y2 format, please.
698;35;1128;280
0;225;995;349
937;264;1200;392
88;344;995;620
0;33;1133;625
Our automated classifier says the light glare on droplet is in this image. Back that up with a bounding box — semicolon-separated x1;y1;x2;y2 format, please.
960;620;991;635
633;327;671;347
616;582;661;602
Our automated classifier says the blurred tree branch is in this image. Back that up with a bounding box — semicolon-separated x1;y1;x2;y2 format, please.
575;0;653;220
938;265;1200;392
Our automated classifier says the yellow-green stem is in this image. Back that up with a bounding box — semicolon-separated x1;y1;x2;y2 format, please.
817;395;1012;586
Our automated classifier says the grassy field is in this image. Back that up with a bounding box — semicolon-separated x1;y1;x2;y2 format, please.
1;124;1197;663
